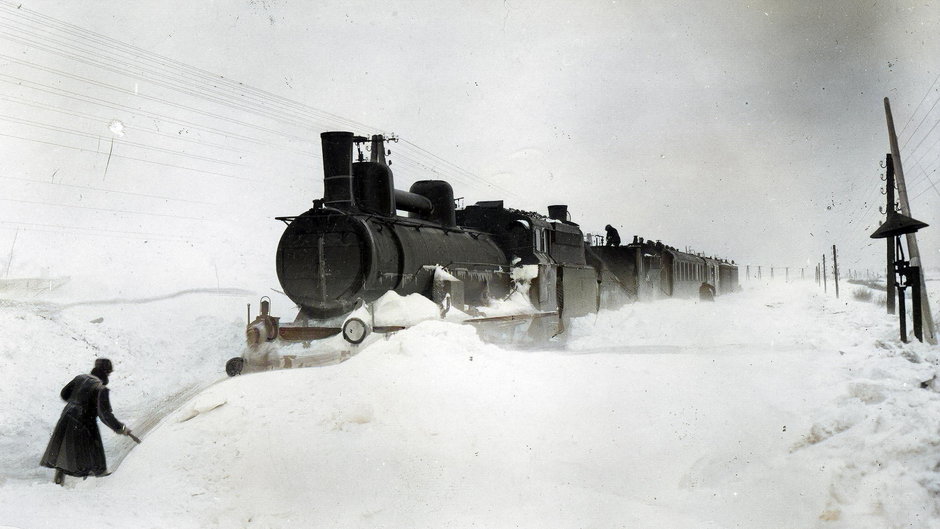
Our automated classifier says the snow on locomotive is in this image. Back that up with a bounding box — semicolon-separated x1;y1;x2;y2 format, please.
227;131;738;375
228;132;605;375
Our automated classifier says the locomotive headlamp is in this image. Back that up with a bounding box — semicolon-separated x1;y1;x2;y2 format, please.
342;317;370;345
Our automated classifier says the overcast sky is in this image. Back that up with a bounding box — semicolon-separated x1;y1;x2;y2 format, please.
1;0;939;284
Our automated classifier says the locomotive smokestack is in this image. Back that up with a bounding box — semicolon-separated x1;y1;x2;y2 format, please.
321;131;356;209
547;205;568;221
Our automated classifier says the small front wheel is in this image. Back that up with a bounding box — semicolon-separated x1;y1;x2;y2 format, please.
225;357;245;377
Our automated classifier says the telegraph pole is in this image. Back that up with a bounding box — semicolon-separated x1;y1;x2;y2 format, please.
885;154;896;314
885;97;936;343
822;254;827;293
832;245;840;299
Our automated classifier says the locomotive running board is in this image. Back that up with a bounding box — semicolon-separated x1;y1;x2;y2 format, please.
277;326;341;341
274;325;411;343
462;311;558;324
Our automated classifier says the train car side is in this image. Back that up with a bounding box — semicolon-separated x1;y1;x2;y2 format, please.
591;236;738;301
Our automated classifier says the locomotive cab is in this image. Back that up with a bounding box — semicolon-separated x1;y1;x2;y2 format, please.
457;201;599;318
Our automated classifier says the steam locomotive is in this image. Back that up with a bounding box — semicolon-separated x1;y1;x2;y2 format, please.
227;131;737;375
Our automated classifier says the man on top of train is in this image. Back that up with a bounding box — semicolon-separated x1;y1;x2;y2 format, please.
604;225;621;247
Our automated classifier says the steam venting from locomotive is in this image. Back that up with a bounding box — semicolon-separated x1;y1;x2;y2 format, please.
319;131;456;226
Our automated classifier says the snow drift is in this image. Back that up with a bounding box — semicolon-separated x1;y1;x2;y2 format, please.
0;278;939;529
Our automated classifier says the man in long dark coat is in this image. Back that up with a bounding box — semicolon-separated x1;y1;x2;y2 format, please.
40;358;135;485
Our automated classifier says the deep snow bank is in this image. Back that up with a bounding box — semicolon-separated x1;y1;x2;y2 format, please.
0;289;257;482
1;279;939;529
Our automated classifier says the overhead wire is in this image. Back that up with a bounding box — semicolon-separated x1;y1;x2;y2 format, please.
0;175;215;206
848;87;940;240
838;169;886;241
0;219;202;243
899;73;940;151
0;196;209;222
911;180;940;201
904;157;940;200
0;130;249;180
0;0;554;262
897;82;940;196
815;82;940;268
0;1;553;271
903;117;940;168
821;161;889;271
0;73;310;154
903;139;940;197
0;3;371;132
904;134;940;179
0;11;374;140
0;113;246;168
867;74;940;236
0;93;255;158
0;1;515;200
399;139;523;199
0;50;320;147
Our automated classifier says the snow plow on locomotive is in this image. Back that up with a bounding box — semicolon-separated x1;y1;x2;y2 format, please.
226;131;738;375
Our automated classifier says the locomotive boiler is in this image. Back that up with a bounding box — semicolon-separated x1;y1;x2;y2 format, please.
232;131;558;375
277;132;511;320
